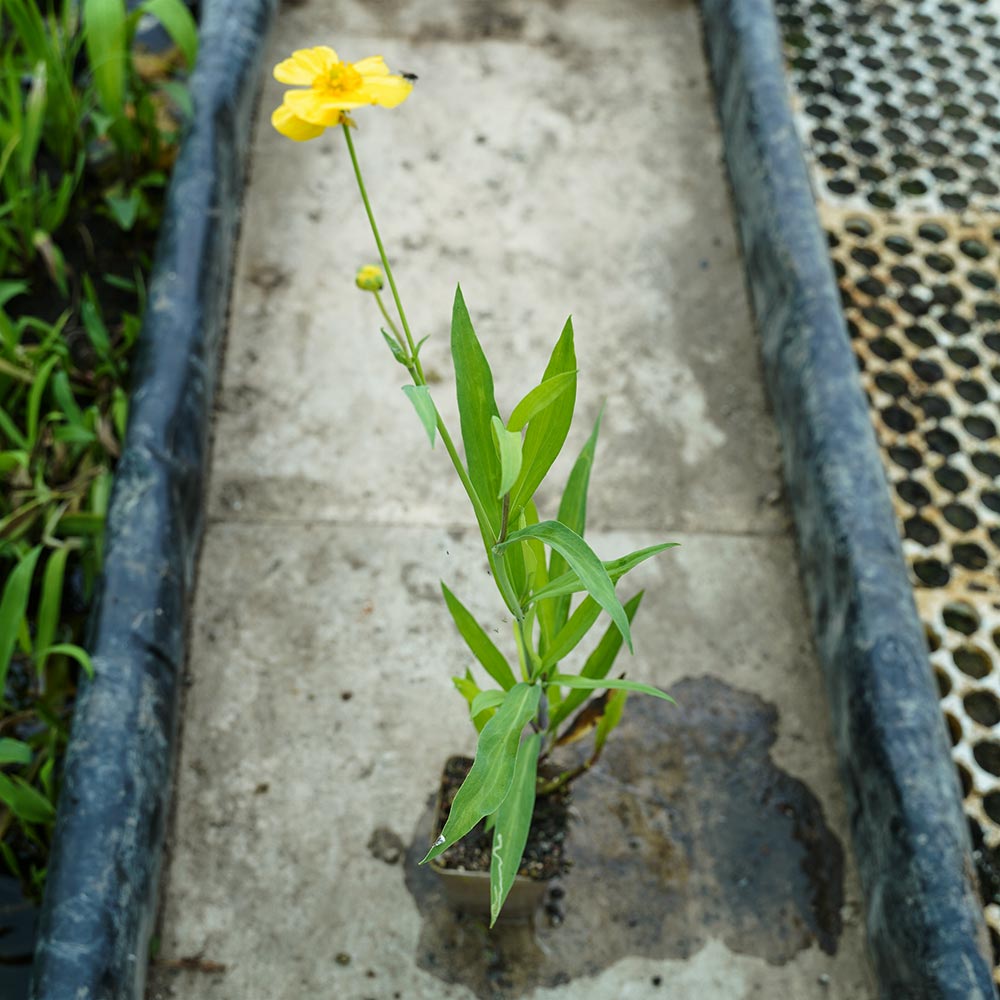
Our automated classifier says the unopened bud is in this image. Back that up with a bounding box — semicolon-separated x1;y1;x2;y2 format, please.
355;265;384;291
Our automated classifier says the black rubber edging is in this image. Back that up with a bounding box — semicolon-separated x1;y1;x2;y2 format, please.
699;1;997;997
29;1;277;996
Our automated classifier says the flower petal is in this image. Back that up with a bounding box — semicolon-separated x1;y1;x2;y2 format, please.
273;46;338;84
352;55;391;78
284;88;367;119
354;75;413;108
271;103;328;141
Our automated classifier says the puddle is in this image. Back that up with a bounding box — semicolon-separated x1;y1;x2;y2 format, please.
404;675;844;997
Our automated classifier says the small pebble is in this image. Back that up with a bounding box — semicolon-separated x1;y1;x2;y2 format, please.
335;952;351;966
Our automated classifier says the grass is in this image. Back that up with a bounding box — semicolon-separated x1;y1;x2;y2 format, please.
0;0;196;897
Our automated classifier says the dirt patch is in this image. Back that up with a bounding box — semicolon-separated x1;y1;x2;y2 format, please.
404;675;845;998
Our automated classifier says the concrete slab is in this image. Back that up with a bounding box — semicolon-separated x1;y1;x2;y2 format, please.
207;0;786;535
148;0;878;997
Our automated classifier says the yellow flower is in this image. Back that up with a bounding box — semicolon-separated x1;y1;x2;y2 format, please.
271;46;413;142
355;265;385;291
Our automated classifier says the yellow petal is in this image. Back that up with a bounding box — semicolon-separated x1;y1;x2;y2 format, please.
273;46;338;84
354;75;413;108
352;55;391;78
271;103;327;141
284;88;366;119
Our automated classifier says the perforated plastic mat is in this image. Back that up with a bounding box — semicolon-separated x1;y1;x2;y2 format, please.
775;0;1000;979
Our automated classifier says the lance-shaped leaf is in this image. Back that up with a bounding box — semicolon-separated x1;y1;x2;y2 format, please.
491;415;522;498
490;732;541;926
530;543;677;604
451;286;501;532
550;408;602;631
452;670;494;732
422;683;541;864
442;583;517;690
0;546;41;694
381;328;407;365
548;673;675;705
507;371;577;433
549;591;644;729
508;319;576;518
402;385;437;447
539;595;602;670
0;739;32;766
470;689;507;717
496;520;632;651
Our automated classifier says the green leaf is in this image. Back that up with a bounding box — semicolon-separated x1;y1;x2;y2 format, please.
401;384;437;447
421;682;540;864
549;591;644;729
35;547;68;672
158;80;194;121
530;543;678;604
452;670;493;733
550;408;602;631
548;673;675;705
507;371;577;433
105;188;141;230
593;689;628;755
451;286;501;532
490;415;522;499
0;739;33;767
45;644;94;679
540;595;603;669
441;583;517;690
470;689;507;717
0;772;55;824
0;546;42;695
137;0;199;67
81;298;112;360
497;520;631;652
490;732;540;926
0;282;28;310
84;0;128;119
508;318;576;518
381;328;407;365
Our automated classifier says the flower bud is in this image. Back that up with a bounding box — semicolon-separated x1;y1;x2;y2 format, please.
355;265;384;291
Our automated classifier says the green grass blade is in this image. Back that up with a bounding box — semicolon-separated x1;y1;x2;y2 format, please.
490;732;540;926
83;0;127;119
44;643;94;678
34;546;68;671
0;738;33;766
421;682;540;864
137;0;199;68
441;582;516;690
470;690;506;717
0;772;55;824
451;286;501;533
401;384;437;447
593;688;628;755
549;591;644;729
497;520;631;651
0;545;42;696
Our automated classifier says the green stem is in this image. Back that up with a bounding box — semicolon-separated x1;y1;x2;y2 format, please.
342;123;425;383
373;290;406;355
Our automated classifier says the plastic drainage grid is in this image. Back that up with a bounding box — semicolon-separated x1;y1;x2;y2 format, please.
773;0;1000;981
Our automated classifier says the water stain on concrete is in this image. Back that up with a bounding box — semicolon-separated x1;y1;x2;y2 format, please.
404;675;844;998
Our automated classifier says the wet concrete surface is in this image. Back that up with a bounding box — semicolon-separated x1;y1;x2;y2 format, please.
405;678;844;998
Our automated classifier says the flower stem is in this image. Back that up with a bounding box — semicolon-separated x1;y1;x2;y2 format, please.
342;123;425;384
373;290;406;355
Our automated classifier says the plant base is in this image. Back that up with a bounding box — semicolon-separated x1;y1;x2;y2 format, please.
429;755;570;924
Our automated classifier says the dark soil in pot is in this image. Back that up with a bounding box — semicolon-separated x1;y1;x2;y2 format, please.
431;755;571;881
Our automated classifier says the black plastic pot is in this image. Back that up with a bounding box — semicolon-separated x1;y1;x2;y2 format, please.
698;0;996;997
28;1;277;997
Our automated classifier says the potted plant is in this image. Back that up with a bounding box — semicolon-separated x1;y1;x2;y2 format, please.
271;43;677;926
